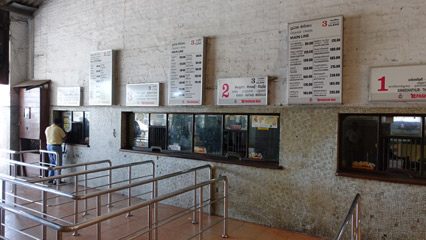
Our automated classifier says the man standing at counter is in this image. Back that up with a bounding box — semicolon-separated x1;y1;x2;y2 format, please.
45;118;66;184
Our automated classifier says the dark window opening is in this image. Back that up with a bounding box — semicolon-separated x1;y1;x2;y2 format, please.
54;110;90;145
339;114;426;183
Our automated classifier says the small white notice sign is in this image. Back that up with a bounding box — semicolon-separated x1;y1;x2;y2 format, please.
57;87;81;106
217;77;268;105
288;16;343;104
126;83;160;106
168;37;205;105
370;65;426;102
89;49;115;105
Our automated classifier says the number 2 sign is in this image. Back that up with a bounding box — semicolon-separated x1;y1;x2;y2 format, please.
217;77;268;105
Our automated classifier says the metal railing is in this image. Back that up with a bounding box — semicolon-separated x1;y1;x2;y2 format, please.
0;164;214;240
0;175;228;240
334;194;361;240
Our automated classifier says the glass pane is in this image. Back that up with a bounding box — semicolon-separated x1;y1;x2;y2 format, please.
224;115;248;130
249;115;279;161
73;112;84;122
63;111;72;133
194;115;222;155
134;113;149;148
381;116;422;137
150;114;167;126
84;112;90;143
168;114;193;152
341;116;379;171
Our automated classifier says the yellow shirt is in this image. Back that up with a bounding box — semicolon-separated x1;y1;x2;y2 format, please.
45;124;66;145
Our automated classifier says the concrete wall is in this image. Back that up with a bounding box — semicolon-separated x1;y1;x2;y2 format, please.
26;0;426;239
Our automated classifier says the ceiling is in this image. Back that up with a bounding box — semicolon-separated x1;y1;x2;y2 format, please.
0;0;46;18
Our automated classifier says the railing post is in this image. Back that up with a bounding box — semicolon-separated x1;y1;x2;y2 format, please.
127;166;132;217
222;178;229;238
41;191;47;240
199;186;203;240
152;164;158;240
56;231;62;240
1;180;5;237
83;165;88;216
96;195;101;240
73;175;79;236
148;203;153;240
108;165;112;208
357;200;361;240
192;170;198;224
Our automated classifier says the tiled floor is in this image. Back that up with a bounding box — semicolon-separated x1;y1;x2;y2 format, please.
2;183;323;240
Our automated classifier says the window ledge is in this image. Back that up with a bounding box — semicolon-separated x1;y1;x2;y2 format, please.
120;148;283;170
336;170;426;186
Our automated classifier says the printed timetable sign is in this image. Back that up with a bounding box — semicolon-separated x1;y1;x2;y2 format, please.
370;65;426;102
57;87;81;106
168;37;205;105
217;77;268;105
288;16;343;104
126;83;160;106
89;49;115;105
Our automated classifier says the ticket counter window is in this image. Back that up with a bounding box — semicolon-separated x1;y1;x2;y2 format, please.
149;114;167;150
340;115;378;171
248;115;280;161
54;110;90;145
168;114;193;152
194;115;222;155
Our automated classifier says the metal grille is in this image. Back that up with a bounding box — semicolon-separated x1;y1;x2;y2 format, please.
149;127;167;150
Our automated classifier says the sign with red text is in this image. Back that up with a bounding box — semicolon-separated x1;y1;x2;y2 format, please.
89;49;115;105
57;87;81;106
217;77;268;105
370;65;426;102
288;16;343;104
168;37;205;105
126;83;160;106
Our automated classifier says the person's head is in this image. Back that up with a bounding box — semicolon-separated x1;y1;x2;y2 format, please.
53;118;63;126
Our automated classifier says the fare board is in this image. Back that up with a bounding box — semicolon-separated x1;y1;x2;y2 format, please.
217;77;268;105
57;87;81;106
89;49;115;105
168;37;205;105
287;16;343;104
126;83;160;106
370;65;426;102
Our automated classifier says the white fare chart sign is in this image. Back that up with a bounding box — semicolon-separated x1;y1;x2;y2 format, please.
57;87;81;106
370;65;426;102
126;83;160;106
168;37;205;105
89;49;114;105
217;77;268;105
287;16;343;104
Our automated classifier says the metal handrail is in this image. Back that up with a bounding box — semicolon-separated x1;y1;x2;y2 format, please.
334;193;361;240
0;176;228;240
0;164;212;239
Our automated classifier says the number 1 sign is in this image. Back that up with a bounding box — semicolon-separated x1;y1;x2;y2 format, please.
369;65;426;102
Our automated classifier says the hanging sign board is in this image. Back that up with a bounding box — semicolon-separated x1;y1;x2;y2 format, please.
168;37;205;105
89;49;115;105
126;83;160;106
57;87;81;106
217;77;268;105
370;65;426;102
287;16;343;104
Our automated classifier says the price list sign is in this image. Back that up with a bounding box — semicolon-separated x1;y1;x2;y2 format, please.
57;87;81;106
217;77;268;105
126;83;160;106
370;65;426;102
168;37;205;105
288;16;343;104
89;49;115;105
